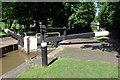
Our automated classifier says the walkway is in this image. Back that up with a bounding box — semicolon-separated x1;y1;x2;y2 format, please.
0;37;18;54
0;37;17;48
56;38;118;64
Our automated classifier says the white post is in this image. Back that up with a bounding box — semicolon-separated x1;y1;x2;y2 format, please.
29;37;37;51
95;31;109;37
24;36;37;52
4;29;9;33
24;36;30;53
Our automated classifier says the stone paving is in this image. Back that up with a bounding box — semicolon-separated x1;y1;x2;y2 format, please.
56;39;118;64
0;37;17;48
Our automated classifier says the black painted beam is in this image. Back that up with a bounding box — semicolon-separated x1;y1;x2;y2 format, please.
8;29;95;46
8;30;22;39
45;36;63;42
37;32;95;44
66;32;95;40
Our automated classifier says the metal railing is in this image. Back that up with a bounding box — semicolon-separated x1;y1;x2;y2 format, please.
46;32;60;37
36;33;41;38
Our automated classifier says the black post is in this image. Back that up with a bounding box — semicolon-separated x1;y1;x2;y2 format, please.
19;25;24;47
63;26;66;40
40;22;46;42
27;37;30;54
41;42;48;67
40;22;43;43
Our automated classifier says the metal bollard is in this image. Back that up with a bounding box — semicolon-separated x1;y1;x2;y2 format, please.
41;42;48;67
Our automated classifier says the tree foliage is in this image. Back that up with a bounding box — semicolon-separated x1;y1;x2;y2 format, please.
65;2;96;33
98;2;120;33
2;2;96;33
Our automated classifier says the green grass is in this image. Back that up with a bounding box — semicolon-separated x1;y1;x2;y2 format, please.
0;32;9;36
91;26;97;31
96;36;108;42
23;31;36;35
18;58;118;78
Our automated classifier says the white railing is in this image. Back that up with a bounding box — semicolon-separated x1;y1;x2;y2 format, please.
36;33;41;38
46;32;60;37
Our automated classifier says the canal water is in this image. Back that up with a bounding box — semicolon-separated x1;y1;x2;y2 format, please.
0;47;54;76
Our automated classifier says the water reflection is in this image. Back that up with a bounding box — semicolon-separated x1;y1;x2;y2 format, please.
1;47;53;76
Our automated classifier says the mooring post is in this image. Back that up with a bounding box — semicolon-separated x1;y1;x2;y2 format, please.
41;42;48;67
27;37;30;54
63;26;66;40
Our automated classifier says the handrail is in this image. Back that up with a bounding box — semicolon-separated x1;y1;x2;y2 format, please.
36;33;41;38
46;32;60;37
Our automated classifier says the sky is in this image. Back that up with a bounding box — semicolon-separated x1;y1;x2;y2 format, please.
94;2;100;16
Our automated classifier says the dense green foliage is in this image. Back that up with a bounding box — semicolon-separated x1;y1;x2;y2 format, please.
93;16;99;22
98;2;120;34
18;58;118;78
0;32;9;36
96;36;108;42
2;2;96;33
65;3;96;28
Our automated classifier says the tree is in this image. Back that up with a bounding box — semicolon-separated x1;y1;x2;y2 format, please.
98;2;120;34
2;2;15;29
2;2;96;33
65;2;96;33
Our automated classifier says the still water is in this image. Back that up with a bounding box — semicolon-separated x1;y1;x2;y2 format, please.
0;47;53;76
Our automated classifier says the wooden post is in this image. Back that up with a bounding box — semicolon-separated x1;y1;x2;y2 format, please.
63;26;66;40
27;37;30;54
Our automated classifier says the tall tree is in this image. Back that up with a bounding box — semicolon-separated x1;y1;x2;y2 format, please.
66;2;96;33
98;2;120;34
2;2;96;33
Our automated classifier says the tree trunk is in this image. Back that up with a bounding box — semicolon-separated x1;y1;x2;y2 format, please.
8;20;13;29
35;19;40;32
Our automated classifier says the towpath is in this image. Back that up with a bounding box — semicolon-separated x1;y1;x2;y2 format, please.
55;38;118;64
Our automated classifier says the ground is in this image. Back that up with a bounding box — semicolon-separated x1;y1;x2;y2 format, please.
17;38;119;78
56;38;118;64
0;37;17;48
18;58;118;78
1;37;119;78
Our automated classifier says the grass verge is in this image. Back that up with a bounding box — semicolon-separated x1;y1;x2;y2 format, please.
0;32;9;36
17;58;118;78
96;36;108;42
